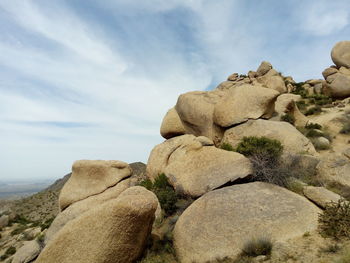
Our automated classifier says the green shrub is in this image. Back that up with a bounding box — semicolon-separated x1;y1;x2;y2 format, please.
305;106;322;116
319;199;350;239
292;82;307;98
307;94;332;106
241;237;272;257
220;142;235;151
11;225;26;236
305;123;322;130
139;174;177;216
280;113;295;125
340;122;350;134
40;217;54;231
9;215;31;225
296;100;307;111
236;137;283;162
5;246;16;255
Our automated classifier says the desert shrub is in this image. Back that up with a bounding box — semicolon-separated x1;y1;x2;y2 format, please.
305;123;322;130
9;215;31;226
296;100;307;111
241;237;272;257
280;113;295;125
292;82;307;98
11;225;26;236
319;199;350;239
239;74;247;78
305;106;322;116
236;137;283;163
220;142;235;151
5;246;16;255
308;94;332;106
40;217;54;231
340;122;350;134
139;174;177;216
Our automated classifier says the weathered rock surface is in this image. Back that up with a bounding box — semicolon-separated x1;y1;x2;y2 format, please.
303;186;342;208
45;179;131;244
174;182;320;263
325;72;350;98
0;215;9;228
146;135;252;197
213;84;279;127
36;186;158;263
322;67;338;79
317;153;350;189
256;61;272;76
274;94;308;127
331;41;350;68
175;91;225;144
160;107;185;139
222;119;317;155
256;66;286;93
12;240;41;263
59;160;132;210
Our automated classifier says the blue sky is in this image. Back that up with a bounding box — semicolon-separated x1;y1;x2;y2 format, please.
0;0;349;181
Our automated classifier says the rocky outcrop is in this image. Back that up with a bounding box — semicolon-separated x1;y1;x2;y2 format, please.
222;119;317;155
213;84;279;127
12;240;41;263
303;186;342;209
160;107;186;139
331;41;350;68
175;90;225;144
59;160;132;210
36;187;158;263
146;135;252;197
255;62;287;93
174;182;320;263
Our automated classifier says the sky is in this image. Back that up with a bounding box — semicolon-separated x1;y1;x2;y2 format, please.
0;0;350;181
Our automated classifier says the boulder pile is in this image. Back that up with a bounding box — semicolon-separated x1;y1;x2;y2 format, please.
20;41;350;263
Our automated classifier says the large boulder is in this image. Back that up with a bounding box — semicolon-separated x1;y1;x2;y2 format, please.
256;61;272;76
175;91;225;144
322;67;338;79
174;182;320;263
331;41;350;68
325;72;350;98
12;240;41;263
222;119;317;155
213;84;279;127
274;94;308;127
256;68;287;93
59;160;132;210
36;187;158;263
45;179;131;244
146;135;252;197
317;153;350;189
160;107;186;139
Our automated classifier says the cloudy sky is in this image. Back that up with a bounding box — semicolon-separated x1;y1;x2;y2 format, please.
0;0;349;181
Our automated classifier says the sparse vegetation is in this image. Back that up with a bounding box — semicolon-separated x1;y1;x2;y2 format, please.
281;113;295;125
305;106;322;116
308;94;332;106
319;199;350;240
305;122;322;130
139;174;178;216
292;82;307;98
241;237;273;257
220;142;235;151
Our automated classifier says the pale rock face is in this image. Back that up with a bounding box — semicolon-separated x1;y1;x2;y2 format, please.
45;179;131;244
325;72;350;98
257;71;287;93
303;186;342;209
146;135;252;197
331;41;350;68
222;119;317;155
213;84;279;127
175;91;225;144
227;73;238;81
59;160;132;210
160;107;186;139
0;215;9;228
322;67;338;79
12;240;41;263
317;154;350;189
36;187;158;263
174;182;320;263
256;61;272;76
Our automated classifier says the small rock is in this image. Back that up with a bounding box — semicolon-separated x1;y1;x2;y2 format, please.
303;186;342;208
